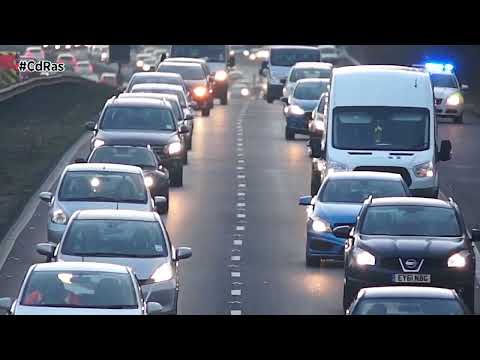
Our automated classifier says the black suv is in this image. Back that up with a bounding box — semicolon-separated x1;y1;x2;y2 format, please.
334;196;479;312
85;98;189;187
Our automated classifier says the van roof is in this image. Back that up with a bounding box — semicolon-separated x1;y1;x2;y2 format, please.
331;65;433;108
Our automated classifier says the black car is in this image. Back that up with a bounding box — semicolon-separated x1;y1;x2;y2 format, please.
81;145;170;212
346;286;470;315
336;196;479;312
85;98;189;187
157;62;213;116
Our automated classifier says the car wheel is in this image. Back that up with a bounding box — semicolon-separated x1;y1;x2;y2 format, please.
157;193;169;215
186;137;192;151
201;108;210;117
220;92;228;105
285;127;294;140
343;279;356;312
461;285;475;313
266;95;274;104
170;167;183;187
454;114;463;123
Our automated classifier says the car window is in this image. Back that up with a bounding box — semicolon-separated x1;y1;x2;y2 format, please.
361;205;462;237
430;74;458;89
100;106;176;131
290;68;331;82
319;179;407;204
352;298;464;315
58;171;148;203
61;219;168;258
21;271;138;309
89;147;157;169
293;82;329;100
130;88;187;107
157;64;205;80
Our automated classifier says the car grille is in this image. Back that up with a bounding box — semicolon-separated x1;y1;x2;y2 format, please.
354;166;412;186
310;241;336;252
380;257;446;272
435;98;443;105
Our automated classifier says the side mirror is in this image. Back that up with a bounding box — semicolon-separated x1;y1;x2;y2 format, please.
154;196;168;214
175;247;192;261
0;298;13;314
439;140;452;161
461;84;469;91
74;158;86;164
184;114;194;121
36;242;57;261
333;225;352;239
178;124;189;134
280;79;286;85
471;228;480;242
280;96;289;105
85;121;96;131
298;195;313;206
146;301;163;315
39;191;53;203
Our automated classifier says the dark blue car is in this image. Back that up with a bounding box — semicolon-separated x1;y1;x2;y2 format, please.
298;171;410;267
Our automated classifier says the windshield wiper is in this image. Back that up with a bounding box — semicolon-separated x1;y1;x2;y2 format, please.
69;252;161;258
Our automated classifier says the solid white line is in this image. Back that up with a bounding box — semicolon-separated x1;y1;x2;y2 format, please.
234;239;243;245
0;132;91;271
231;256;241;261
230;310;242;315
231;290;241;296
231;272;241;277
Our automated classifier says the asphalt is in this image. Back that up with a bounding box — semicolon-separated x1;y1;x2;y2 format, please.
1;55;480;314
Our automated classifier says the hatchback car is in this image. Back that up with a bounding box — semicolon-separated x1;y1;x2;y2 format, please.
36;210;192;315
338;197;479;312
283;62;332;98
0;262;163;315
39;163;167;243
346;286;470;315
125;72;188;96
299;172;410;266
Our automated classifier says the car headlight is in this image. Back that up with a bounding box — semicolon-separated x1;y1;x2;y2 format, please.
243;50;250;57
448;251;469;268
144;176;154;188
288;105;305;116
142;64;151;72
214;70;228;81
55;45;61;50
136;60;144;68
168;142;182;155
193;86;208;97
93;139;105;148
151;263;173;282
51;209;67;225
414;161;434;178
229;50;235;56
326;160;350;175
311;219;331;233
446;93;463;106
353;248;375;266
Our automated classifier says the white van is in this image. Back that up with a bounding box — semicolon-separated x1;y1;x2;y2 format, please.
310;65;452;198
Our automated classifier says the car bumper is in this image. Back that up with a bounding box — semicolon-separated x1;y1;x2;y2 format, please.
435;105;464;116
162;158;183;172
140;279;178;315
307;231;345;259
286;116;309;134
149;179;169;198
47;222;67;244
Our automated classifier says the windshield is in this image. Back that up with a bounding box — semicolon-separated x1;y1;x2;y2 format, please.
352;298;464;315
361;205;461;237
58;171;148;203
61;219;168;258
89;147;157;168
332;107;430;151
293;82;329;100
21;271;138;309
162;99;182;120
157;64;205;81
290;68;331;82
128;76;182;92
321;48;336;54
170;45;226;62
131;88;187;107
430;74;458;88
270;48;321;67
320;179;407;203
100;106;176;131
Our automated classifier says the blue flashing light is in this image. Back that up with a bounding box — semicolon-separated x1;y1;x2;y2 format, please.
424;62;454;73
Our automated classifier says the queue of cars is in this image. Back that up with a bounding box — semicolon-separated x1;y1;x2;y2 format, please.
261;45;476;315
0;50;237;315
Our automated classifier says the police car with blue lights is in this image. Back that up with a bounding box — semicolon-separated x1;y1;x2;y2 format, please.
418;63;469;123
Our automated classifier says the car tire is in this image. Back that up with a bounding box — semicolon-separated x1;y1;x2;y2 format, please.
343;279;356;312
266;95;274;104
170;167;183;187
157;193;169;215
201;108;210;117
183;150;188;165
220;92;228;105
454;114;463;123
285;127;295;140
461;285;475;313
186;137;192;151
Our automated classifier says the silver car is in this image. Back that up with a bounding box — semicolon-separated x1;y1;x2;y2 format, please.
0;262;163;315
40;163;167;244
36;209;192;315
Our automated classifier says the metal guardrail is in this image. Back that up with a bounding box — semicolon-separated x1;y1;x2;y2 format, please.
0;73;101;103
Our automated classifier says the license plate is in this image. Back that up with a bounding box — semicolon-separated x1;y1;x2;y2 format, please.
393;274;431;283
